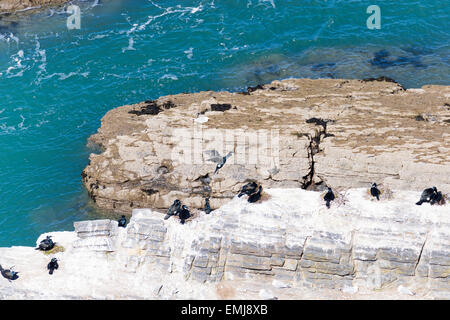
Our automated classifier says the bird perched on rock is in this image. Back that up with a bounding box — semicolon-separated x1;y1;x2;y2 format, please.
370;183;381;200
164;199;181;220
430;189;444;205
238;182;258;198
0;265;19;282
178;205;191;224
416;187;437;205
47;258;59;275
35;236;55;251
204;197;211;214
118;215;127;228
324;187;335;209
204;150;233;174
248;185;263;203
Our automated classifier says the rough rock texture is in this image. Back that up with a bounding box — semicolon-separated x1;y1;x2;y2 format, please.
82;78;450;214
0;188;448;299
0;0;67;13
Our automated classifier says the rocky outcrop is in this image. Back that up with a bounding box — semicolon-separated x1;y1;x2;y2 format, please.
82;78;450;213
0;188;448;299
0;0;67;13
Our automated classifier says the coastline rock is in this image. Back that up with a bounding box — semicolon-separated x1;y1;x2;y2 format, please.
82;78;450;214
0;0;68;14
0;188;448;299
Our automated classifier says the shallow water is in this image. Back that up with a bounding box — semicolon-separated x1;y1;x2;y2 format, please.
0;0;449;246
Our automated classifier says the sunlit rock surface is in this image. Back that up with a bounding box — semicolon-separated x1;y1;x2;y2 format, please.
0;0;68;13
0;188;448;299
82;78;450;213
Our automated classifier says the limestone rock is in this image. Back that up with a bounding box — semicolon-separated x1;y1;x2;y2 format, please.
0;0;68;13
82;78;450;214
0;188;449;299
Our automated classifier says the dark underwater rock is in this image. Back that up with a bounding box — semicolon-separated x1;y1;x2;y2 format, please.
362;76;406;90
311;62;336;72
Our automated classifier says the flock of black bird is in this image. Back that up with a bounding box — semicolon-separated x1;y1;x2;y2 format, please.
163;200;191;225
322;183;445;208
0;236;59;282
0;151;445;283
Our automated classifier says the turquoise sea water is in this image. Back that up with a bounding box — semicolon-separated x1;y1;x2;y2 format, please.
0;0;449;247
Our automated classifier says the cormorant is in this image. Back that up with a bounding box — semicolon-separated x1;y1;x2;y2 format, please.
430;189;443;205
248;185;262;203
47;258;59;275
164;199;181;220
204;197;211;214
238;182;258;198
416;187;436;205
178;205;191;224
324;187;335;208
35;236;55;251
0;265;19;282
204;150;233;174
370;183;381;200
118;215;127;227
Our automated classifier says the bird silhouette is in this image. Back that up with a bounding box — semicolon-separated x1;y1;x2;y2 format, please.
416;187;436;205
164;199;181;220
324;187;335;209
370;183;381;200
430;189;443;205
118;215;127;227
178;205;191;224
204;197;211;214
0;265;19;282
248;185;262;203
238;182;258;198
47;258;59;275
35;236;55;251
204;150;233;174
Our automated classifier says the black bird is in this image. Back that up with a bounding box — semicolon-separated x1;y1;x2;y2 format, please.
416;187;436;205
118;215;127;228
0;265;19;282
324;187;335;208
238;182;258;198
204;150;233;174
178;205;191;224
204;197;211;214
164;199;182;220
35;236;55;251
47;258;59;275
248;185;262;203
370;183;381;200
430;190;443;206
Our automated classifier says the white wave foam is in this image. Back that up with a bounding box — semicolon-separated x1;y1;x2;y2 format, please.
121;37;136;53
263;0;276;8
14;6;41;13
184;47;194;59
89;34;108;40
0;32;19;45
160;74;178;81
0;123;16;135
41;71;89;81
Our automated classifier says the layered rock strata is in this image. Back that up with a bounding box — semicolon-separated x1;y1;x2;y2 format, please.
0;0;67;13
0;188;448;299
82;78;450;213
